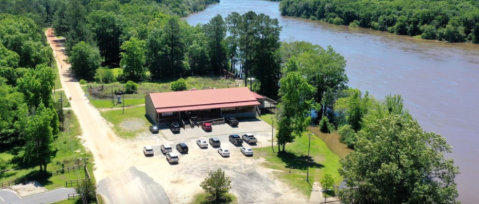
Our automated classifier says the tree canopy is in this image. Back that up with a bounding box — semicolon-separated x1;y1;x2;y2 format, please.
339;115;460;203
276;72;316;151
280;0;479;43
69;41;101;80
121;37;146;80
281;41;348;115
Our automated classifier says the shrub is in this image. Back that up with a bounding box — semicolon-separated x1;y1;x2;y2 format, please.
319;116;334;133
349;20;359;28
252;82;261;92
333;17;343;25
94;67;114;83
79;79;86;84
125;80;138;94
320;173;335;197
171;78;187;91
338;124;356;148
200;168;232;201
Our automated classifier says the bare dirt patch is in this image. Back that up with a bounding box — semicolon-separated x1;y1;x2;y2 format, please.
120;119;147;131
11;181;47;197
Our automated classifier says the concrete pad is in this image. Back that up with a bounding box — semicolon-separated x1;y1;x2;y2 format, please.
10;181;47;197
160;119;272;141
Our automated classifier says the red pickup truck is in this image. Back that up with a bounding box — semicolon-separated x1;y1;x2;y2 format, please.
201;122;212;132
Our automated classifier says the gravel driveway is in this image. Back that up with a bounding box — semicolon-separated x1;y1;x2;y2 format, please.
130;132;308;204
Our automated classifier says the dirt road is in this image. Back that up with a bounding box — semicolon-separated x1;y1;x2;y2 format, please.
45;28;170;204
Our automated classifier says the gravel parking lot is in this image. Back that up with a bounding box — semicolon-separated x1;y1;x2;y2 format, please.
120;121;308;204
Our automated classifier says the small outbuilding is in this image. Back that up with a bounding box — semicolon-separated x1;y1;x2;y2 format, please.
145;87;263;125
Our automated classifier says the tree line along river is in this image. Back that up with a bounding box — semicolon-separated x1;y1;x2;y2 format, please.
184;0;479;203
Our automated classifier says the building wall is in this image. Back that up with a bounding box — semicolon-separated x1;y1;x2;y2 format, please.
223;112;256;119
145;95;157;124
222;106;256;119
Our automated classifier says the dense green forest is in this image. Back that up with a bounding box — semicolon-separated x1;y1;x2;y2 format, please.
279;0;479;43
0;14;59;171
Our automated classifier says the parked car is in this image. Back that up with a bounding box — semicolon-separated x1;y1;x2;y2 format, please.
143;146;154;156
196;139;208;148
161;144;172;154
176;143;189;154
218;148;230;157
170;122;180;133
149;125;159;134
229;134;243;146
209;137;221;147
225;117;239;127
241;147;253;156
201;122;212;131
242;133;257;144
166;152;179;163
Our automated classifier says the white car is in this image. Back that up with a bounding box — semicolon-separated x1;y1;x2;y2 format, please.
161;144;172;154
218;148;230;157
196;139;208;148
241;147;253;156
143;146;154;156
166;152;179;163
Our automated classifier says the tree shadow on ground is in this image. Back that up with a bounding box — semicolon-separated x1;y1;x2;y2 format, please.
277;151;324;171
9;155;37;169
5;170;53;186
200;195;234;204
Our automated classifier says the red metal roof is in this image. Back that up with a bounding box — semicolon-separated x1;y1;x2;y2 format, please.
148;87;260;113
251;91;265;99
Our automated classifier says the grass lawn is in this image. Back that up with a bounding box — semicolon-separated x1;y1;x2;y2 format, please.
85;76;242;98
0;110;97;191
111;68;122;77
190;192;238;204
53;90;71;107
52;199;77;204
100;106;150;138
257;113;343;198
89;98;144;109
54;64;62;89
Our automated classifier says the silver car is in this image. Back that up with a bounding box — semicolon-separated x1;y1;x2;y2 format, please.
166;152;179;163
161;144;172;154
218;148;230;157
196;139;208;148
143;146;154;156
241;147;253;156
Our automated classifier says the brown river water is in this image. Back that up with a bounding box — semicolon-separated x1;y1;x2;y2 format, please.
185;0;479;202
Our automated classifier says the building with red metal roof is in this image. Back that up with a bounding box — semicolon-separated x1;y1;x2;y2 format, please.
145;87;263;125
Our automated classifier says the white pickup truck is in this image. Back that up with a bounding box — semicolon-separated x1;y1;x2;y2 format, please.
242;133;257;144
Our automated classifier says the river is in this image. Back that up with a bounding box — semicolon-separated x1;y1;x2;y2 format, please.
184;0;479;202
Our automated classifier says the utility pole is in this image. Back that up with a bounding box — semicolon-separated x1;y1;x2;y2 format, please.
122;84;125;114
112;87;114;107
271;117;275;153
60;93;64;128
307;133;311;183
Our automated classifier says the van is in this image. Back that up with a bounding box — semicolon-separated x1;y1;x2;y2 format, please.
209;137;221;147
176;143;189;154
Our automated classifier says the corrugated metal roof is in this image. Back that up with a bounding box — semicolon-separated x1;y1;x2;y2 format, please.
147;87;260;113
251;91;265;99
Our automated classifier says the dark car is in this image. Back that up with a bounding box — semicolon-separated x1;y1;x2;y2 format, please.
170;122;180;133
229;134;243;146
176;143;189;154
201;122;212;132
209;137;221;147
225;117;239;127
149;125;159;134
